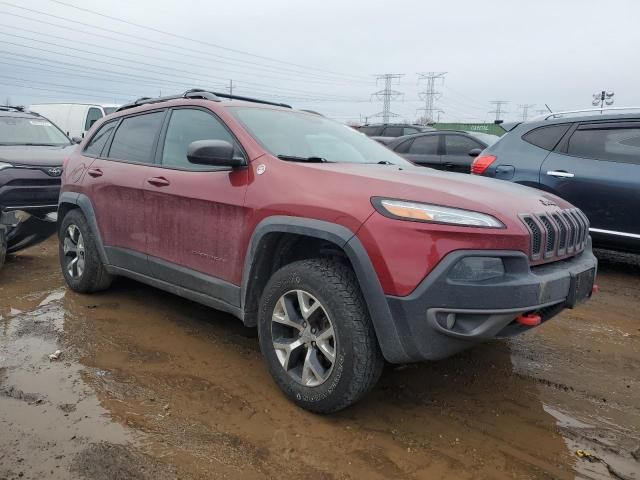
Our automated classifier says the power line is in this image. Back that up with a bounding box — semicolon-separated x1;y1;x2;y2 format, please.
44;0;371;82
417;72;446;124
0;37;367;102
371;74;404;123
489;100;509;121
0;10;370;88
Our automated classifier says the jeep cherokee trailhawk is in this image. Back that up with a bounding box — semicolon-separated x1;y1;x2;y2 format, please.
58;90;597;413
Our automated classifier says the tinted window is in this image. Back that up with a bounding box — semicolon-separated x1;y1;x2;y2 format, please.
409;135;439;155
84;121;116;157
403;127;420;135
359;126;378;136
107;111;164;163
394;138;414;154
382;126;403;137
522;124;571;151
84;107;103;131
445;135;482;155
567;126;640;164
161;109;237;170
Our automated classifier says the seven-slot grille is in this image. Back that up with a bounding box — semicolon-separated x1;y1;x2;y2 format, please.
520;209;590;261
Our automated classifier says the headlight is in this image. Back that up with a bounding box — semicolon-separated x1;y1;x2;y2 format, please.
373;198;504;228
0;162;13;171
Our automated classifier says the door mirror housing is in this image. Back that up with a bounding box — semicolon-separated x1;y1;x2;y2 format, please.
71;136;82;144
187;140;244;168
468;148;483;157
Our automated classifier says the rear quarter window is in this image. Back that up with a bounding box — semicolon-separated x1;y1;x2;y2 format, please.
522;124;571;151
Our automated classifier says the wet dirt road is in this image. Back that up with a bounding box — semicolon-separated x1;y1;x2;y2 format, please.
1;239;638;480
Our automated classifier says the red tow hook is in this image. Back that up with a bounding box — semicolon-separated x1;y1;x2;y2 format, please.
516;313;542;326
592;284;599;294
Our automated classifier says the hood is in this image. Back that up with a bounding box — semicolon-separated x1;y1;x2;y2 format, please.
302;163;573;221
0;144;75;167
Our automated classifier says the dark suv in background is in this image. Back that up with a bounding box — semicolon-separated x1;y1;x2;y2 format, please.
354;123;433;144
472;109;640;253
386;130;499;173
0;106;72;267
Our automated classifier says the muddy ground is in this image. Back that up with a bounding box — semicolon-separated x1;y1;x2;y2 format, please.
0;239;638;480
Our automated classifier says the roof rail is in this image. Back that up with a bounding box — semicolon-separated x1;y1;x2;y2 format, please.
0;105;27;112
116;89;291;113
533;106;640;121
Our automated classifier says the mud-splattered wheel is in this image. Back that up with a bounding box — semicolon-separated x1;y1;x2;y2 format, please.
59;209;112;293
258;259;383;414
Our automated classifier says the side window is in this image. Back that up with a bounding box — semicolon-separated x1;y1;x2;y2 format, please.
445;135;482;155
84;121;116;157
522;124;571;151
567;126;640;164
359;126;378;136
383;126;403;137
161;109;238;170
394;138;414;154
403;127;420;135
84;107;103;131
107;111;165;164
409;135;439;155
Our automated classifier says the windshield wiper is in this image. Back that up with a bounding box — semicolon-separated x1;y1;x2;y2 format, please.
375;160;394;165
277;154;332;163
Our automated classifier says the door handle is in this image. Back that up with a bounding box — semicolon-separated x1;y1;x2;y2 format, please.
147;176;170;187
87;168;103;178
546;170;574;178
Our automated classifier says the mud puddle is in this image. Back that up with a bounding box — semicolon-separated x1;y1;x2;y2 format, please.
1;240;638;479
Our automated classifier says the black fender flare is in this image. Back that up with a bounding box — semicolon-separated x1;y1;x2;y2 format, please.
58;192;109;265
241;216;408;362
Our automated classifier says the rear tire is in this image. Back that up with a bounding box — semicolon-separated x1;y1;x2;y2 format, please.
258;258;384;414
59;209;112;293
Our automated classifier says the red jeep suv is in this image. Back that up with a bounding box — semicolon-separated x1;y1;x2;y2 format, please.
58;89;597;413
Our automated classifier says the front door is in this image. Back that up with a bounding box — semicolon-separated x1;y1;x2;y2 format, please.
442;134;484;174
143;107;249;303
540;121;640;236
401;134;442;168
84;110;166;273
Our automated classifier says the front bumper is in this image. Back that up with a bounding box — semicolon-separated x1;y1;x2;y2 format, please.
383;241;597;362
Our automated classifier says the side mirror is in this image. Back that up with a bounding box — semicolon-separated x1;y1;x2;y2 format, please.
71;137;82;144
468;148;482;157
187;140;244;168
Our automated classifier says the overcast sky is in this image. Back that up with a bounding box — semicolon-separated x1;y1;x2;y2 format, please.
1;0;639;123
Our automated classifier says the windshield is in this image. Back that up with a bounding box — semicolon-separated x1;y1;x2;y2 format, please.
0;116;70;146
229;107;412;165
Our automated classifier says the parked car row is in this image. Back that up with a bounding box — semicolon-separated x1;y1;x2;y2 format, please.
53;88;597;413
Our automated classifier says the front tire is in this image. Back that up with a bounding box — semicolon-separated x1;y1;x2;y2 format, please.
59;209;112;293
258;259;383;414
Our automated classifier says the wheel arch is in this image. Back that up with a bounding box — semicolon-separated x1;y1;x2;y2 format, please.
241;216;408;362
58;192;108;264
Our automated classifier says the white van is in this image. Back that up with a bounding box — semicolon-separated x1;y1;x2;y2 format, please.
28;103;120;140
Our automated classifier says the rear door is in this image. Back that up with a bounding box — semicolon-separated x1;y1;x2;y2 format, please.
398;134;442;168
143;107;249;299
442;134;484;174
540;121;640;236
84;110;166;274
